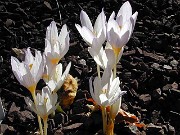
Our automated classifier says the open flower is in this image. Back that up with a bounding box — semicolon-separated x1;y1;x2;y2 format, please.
75;9;106;46
45;21;69;65
11;48;45;94
107;1;138;58
88;39;116;70
26;86;58;120
47;62;71;93
89;66;126;107
114;1;138;38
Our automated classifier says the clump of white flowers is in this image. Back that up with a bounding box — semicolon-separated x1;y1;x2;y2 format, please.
11;21;71;135
10;1;138;135
76;1;138;135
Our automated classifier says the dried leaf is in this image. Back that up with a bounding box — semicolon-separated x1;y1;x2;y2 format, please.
115;109;139;124
59;74;78;109
87;98;96;105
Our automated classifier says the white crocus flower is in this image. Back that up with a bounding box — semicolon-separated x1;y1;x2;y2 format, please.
45;21;69;65
88;39;116;70
116;1;138;38
89;66;126;107
105;42;124;65
11;48;45;94
75;9;106;46
26;86;58;120
107;1;138;58
42;57;56;83
110;98;122;120
107;19;130;58
47;62;71;93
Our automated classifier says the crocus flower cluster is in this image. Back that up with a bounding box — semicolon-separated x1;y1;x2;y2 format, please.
11;21;71;135
10;1;138;135
76;1;138;134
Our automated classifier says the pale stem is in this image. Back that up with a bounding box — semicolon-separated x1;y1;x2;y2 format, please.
43;117;48;135
102;106;107;134
97;64;101;78
31;91;44;135
113;51;118;79
113;64;117;79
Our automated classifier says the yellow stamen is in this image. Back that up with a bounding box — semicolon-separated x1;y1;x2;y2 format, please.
44;97;48;104
102;89;107;94
112;46;122;58
51;58;59;65
27;85;36;93
29;64;33;70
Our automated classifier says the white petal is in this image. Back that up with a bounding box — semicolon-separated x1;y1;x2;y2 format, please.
61;62;71;79
96;29;106;46
88;47;104;67
24;47;34;65
31;50;44;83
118;30;130;46
55;63;63;82
108;77;120;98
58;24;68;45
109;89;126;106
81;26;95;45
11;57;23;85
46;21;58;45
54;62;71;92
47;80;57;92
107;28;121;48
80;10;93;31
117;1;132;24
107;19;119;33
111;98;121;118
116;15;123;27
75;24;83;36
109;11;115;21
129;11;138;38
99;94;109;106
94;9;106;38
101;66;111;87
59;33;69;59
105;49;116;69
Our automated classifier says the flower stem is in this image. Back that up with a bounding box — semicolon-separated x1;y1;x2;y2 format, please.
43;116;48;135
31;90;44;135
113;64;117;79
102;106;107;134
106;118;114;135
97;64;101;78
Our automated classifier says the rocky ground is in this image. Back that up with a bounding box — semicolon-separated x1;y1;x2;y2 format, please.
0;0;180;134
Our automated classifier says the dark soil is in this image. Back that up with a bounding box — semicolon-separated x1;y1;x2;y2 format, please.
0;0;180;135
